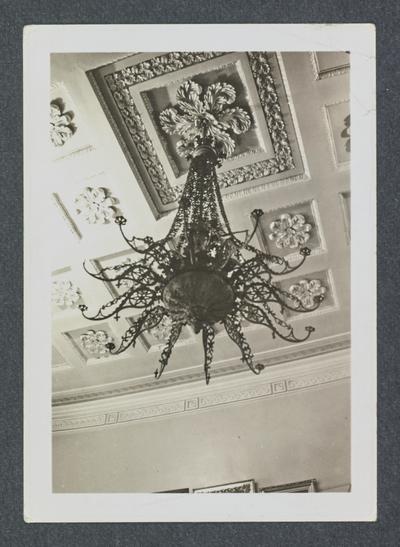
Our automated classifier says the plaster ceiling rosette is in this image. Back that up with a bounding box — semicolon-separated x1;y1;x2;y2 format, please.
87;52;305;218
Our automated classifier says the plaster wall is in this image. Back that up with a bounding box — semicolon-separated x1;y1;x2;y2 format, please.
53;379;350;493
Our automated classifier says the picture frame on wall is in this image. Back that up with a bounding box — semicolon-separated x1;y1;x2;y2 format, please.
259;479;317;493
193;480;256;493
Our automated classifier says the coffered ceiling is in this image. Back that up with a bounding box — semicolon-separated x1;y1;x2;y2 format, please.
50;51;350;408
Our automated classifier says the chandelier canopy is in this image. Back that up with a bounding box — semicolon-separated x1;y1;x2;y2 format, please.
80;79;323;384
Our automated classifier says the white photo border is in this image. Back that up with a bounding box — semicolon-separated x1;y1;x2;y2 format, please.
24;23;376;522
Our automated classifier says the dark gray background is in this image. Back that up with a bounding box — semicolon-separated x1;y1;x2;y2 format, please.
1;0;395;544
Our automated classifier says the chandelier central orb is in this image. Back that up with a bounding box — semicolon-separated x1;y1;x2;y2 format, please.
80;79;323;384
163;270;235;333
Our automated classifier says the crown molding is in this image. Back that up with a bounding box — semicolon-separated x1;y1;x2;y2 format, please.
53;343;350;433
52;332;350;407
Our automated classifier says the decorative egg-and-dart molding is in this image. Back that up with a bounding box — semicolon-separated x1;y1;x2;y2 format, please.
75;187;118;224
268;213;312;249
289;279;327;310
50;100;76;147
80;330;114;358
52;280;81;308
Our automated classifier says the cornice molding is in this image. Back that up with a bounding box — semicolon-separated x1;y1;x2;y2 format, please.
309;52;350;81
53;343;350;433
52;333;350;407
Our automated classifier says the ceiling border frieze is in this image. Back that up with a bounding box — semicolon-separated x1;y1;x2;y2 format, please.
53;346;350;432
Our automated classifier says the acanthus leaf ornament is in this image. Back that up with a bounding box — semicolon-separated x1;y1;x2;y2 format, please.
81;77;321;384
159;79;251;159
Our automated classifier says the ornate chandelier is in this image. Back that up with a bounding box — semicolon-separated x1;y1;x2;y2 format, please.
80;79;323;383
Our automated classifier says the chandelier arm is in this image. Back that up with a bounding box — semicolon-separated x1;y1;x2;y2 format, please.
202;324;215;385
125;291;161;310
108;305;167;355
224;312;263;375
241;300;292;341
230;257;280;284
242;275;322;313
241;283;304;313
235;251;310;283
243;218;262;247
212;202;311;274
154;321;184;380
263;301;315;342
80;279;161;320
220;210;264;249
116;221;151;255
269;285;323;313
82;259;163;286
241;280;274;305
82;260;125;281
117;219;177;260
115;228;180;281
117;269;164;289
127;266;166;288
241;301;314;343
79;287;139;321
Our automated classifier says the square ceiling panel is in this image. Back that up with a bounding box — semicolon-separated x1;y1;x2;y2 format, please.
254;199;325;260
87;52;305;218
325;100;350;167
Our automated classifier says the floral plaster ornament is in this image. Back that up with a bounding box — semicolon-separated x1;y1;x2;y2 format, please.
159;79;251;159
269;213;312;249
52;280;81;308
80;330;114;357
50;101;75;146
75;187;117;224
289;279;327;309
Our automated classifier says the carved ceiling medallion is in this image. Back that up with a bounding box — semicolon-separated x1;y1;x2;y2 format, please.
89;51;303;216
159;80;251;159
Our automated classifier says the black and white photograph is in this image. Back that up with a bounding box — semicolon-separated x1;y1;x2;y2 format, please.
24;24;376;522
